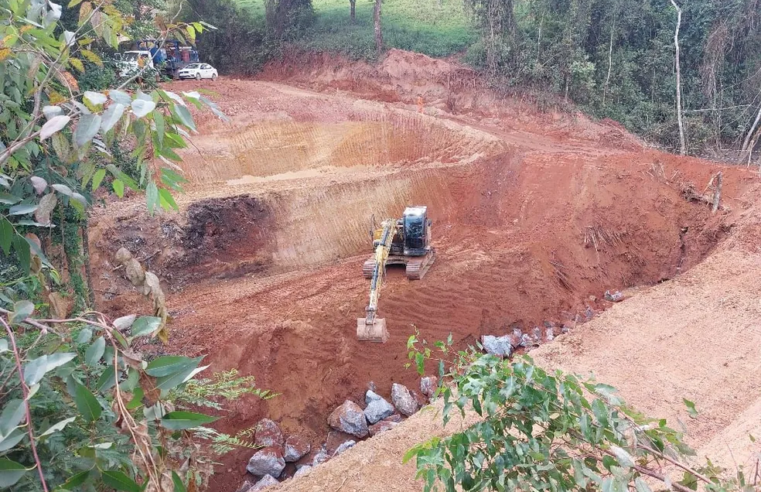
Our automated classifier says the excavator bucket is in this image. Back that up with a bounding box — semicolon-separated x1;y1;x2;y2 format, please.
357;318;388;343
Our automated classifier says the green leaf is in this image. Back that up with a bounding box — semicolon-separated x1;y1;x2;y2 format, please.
154;110;165;147
40;115;71;140
85;337;106;366
76;327;93;344
683;398;698;418
74;382;102;422
113;315;136;331
109;90;131;105
172;104;196;131
132;99;156;118
146;181;159;214
172;471;187;492
0;400;25;438
13;236;30;274
23;353;78;386
0;458;26;487
155;358;206;391
0;340;7;353
131;317;161;338
60;470;91;489
9;300;34;324
0;428;25;452
51;183;73;196
101;103;125;133
160;411;217;431
0;192;20;205
97;365;117;393
145;356;201;378
92;168;106;191
113;178;124;197
106;164;138;190
0;217;12;255
74;113;102;147
8;203;38;215
101;470;140;492
38;416;76;439
158;188;178;211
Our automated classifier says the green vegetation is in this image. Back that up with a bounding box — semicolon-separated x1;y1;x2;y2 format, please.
0;1;268;490
229;0;477;59
406;335;755;491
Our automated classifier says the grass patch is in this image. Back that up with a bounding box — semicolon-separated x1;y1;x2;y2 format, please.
234;0;477;60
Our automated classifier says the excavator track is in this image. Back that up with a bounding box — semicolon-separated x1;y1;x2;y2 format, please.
405;248;436;280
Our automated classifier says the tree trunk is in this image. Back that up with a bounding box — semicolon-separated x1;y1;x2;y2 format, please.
602;17;615;107
670;0;687;155
741;104;761;155
374;0;383;57
350;0;356;22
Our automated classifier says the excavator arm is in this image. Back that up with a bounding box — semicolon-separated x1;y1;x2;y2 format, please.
357;219;395;342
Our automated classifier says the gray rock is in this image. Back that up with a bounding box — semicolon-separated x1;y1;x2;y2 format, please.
365;389;382;404
420;376;438;399
391;383;419;416
482;335;512;357
250;475;279;491
519;333;533;348
235;481;254;492
246;447;286;477
328;400;369;438
368;420;399;436
605;290;623;302
364;397;395;424
532;327;542;343
294;465;312;478
545;327;555;342
332;440;356;457
384;414;403;423
284;435;310;462
254;419;285;451
312;446;329;466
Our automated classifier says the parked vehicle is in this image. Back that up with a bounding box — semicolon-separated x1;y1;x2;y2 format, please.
116;50;154;78
177;63;218;81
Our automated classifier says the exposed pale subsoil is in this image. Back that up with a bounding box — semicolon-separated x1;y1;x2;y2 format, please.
86;50;761;492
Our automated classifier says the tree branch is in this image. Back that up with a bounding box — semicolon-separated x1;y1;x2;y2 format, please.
1;317;50;492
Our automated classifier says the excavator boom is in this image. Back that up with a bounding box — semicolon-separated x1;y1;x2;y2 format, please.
356;219;395;342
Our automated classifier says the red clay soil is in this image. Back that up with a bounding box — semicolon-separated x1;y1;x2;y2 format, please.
86;51;760;492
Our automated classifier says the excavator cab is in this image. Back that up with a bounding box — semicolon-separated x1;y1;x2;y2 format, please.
402;206;430;255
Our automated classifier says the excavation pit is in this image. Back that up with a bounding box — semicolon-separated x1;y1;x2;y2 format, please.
87;78;749;492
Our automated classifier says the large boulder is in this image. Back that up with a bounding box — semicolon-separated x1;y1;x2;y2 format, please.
482;335;512;357
391;383;419;416
254;419;285;451
364;396;395;424
420;376;438;399
368;419;399;436
284;435;311;462
332;440;356;457
327;400;369;438
246;447;286;477
250;475;279;491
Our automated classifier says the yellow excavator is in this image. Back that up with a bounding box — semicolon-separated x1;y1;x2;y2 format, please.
357;206;435;342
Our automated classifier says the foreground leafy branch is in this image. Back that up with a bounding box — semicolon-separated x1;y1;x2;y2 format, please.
405;337;756;492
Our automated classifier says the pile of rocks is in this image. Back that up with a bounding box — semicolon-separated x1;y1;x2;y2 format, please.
238;377;439;491
482;320;574;357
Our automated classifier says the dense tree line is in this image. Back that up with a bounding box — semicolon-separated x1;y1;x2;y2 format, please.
465;0;761;157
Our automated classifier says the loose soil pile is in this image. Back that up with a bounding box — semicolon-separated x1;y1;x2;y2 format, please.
86;50;761;492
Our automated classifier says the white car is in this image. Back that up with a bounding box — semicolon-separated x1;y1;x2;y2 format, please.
177;63;218;81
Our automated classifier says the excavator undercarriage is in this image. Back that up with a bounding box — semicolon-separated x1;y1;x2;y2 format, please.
357;206;435;342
